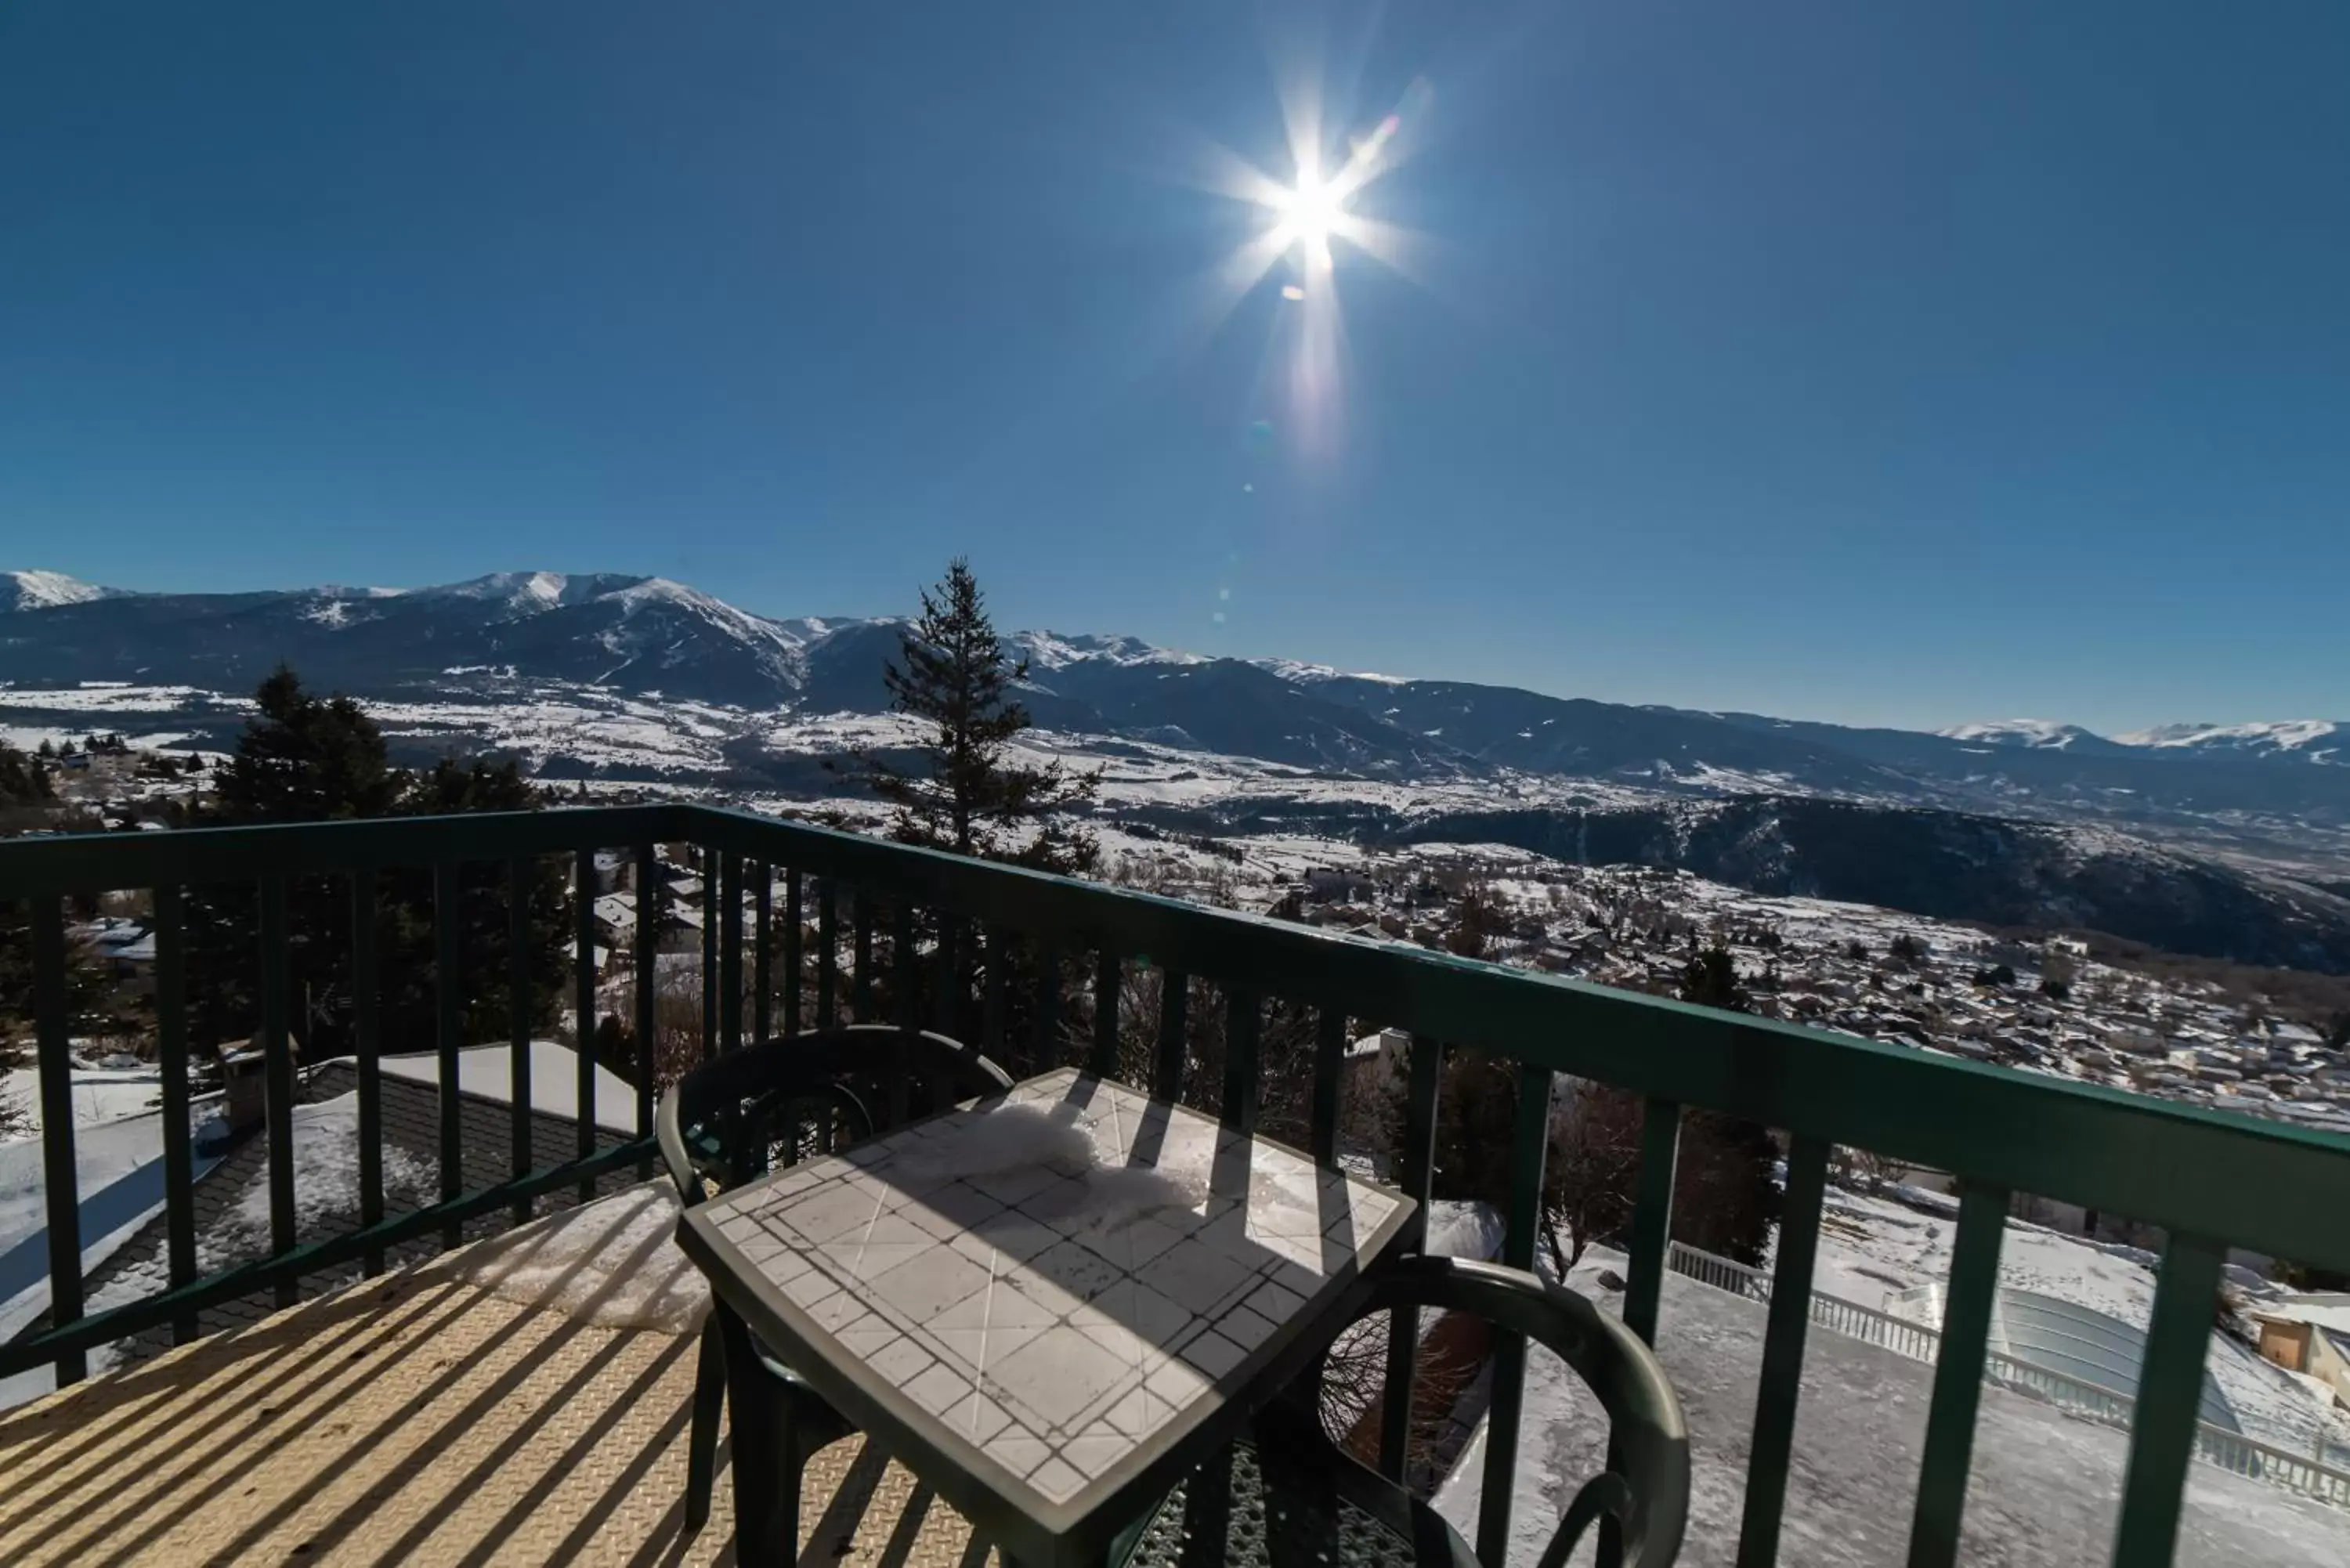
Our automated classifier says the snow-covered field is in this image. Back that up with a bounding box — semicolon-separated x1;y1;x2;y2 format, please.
0;1062;161;1134
1796;1184;2350;1462
1436;1252;2350;1566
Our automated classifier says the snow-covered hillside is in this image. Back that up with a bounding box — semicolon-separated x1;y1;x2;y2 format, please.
2119;720;2345;764
1;571;114;612
1939;717;2110;751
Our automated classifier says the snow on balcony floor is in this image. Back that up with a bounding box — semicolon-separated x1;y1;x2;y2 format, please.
1434;1249;2350;1566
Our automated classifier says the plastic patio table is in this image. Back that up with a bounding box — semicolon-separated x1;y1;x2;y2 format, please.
675;1065;1419;1567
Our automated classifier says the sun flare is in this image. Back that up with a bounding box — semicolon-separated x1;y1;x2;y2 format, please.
1184;74;1435;459
1271;172;1346;272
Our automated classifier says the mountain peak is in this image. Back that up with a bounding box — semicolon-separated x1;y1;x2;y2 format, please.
1936;718;2102;750
413;572;655;613
2;569;118;612
1012;630;1202;670
2115;720;2344;757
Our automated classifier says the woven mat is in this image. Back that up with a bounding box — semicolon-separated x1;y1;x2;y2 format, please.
0;1270;996;1566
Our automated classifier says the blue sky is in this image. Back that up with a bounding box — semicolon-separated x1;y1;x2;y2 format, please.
3;2;2345;733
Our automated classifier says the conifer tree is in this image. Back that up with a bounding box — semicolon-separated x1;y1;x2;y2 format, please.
184;670;574;1057
860;559;1100;873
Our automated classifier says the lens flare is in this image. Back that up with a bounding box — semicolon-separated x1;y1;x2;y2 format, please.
1188;75;1436;461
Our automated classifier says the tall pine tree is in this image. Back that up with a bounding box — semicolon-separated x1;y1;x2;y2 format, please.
859;559;1100;873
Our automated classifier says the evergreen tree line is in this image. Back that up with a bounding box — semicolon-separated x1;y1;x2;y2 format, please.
177;667;574;1063
0;743;58;807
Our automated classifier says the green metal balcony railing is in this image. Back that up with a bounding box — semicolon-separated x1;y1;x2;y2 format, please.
4;804;2349;1568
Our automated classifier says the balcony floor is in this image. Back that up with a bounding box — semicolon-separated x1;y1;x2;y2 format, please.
0;1194;996;1567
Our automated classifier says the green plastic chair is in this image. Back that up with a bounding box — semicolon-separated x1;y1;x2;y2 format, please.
1125;1254;1690;1568
657;1023;1014;1551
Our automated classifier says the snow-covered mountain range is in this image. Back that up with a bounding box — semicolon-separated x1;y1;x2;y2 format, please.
4;566;2347;865
7;567;2350;969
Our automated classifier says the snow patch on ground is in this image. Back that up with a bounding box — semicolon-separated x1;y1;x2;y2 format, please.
0;1064;161;1135
1426;1200;1504;1262
1803;1186;2350;1458
1434;1250;2350;1566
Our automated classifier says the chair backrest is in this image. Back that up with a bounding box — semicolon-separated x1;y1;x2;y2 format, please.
656;1024;1014;1202
1344;1255;1690;1568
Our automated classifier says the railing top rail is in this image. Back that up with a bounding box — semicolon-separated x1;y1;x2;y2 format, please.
6;802;2350;1273
0;803;692;892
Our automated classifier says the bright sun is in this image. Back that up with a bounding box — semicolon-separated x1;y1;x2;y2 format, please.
1278;174;1354;263
1271;172;1346;271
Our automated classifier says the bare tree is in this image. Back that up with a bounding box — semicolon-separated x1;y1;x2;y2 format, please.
1542;1082;1645;1272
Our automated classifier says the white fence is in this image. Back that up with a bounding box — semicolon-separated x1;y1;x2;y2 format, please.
1664;1241;2350;1511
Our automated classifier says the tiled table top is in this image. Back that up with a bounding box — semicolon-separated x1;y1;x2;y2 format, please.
682;1066;1414;1558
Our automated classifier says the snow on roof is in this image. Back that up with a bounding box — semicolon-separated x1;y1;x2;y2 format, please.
2262;1295;2350;1338
371;1040;642;1134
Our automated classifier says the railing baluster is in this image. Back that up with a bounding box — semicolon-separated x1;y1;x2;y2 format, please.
782;869;804;1037
577;847;598;1201
1477;1061;1555;1566
1219;988;1262;1133
936;915;961;1037
32;897;85;1384
508;857;534;1225
2111;1233;2227;1567
718;852;742;1055
435;859;464;1249
816;879;838;1029
1090;947;1121;1078
1907;1180;2009;1568
1379;1034;1444;1482
892;903;919;1125
1604;1096;1683;1568
1035;938;1063;1068
699;847;719;1061
352;869;385;1273
1308;1006;1346;1167
753;860;772;1043
852;890;875;1022
259;876;297;1308
889;902;916;1027
1622;1097;1683;1347
982;923;1010;1058
1737;1133;1831;1568
634;843;658;1141
154;884;197;1338
1153;969;1188;1103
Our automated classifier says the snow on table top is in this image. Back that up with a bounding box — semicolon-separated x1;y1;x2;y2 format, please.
371;1040;642;1134
1434;1251;2350;1567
